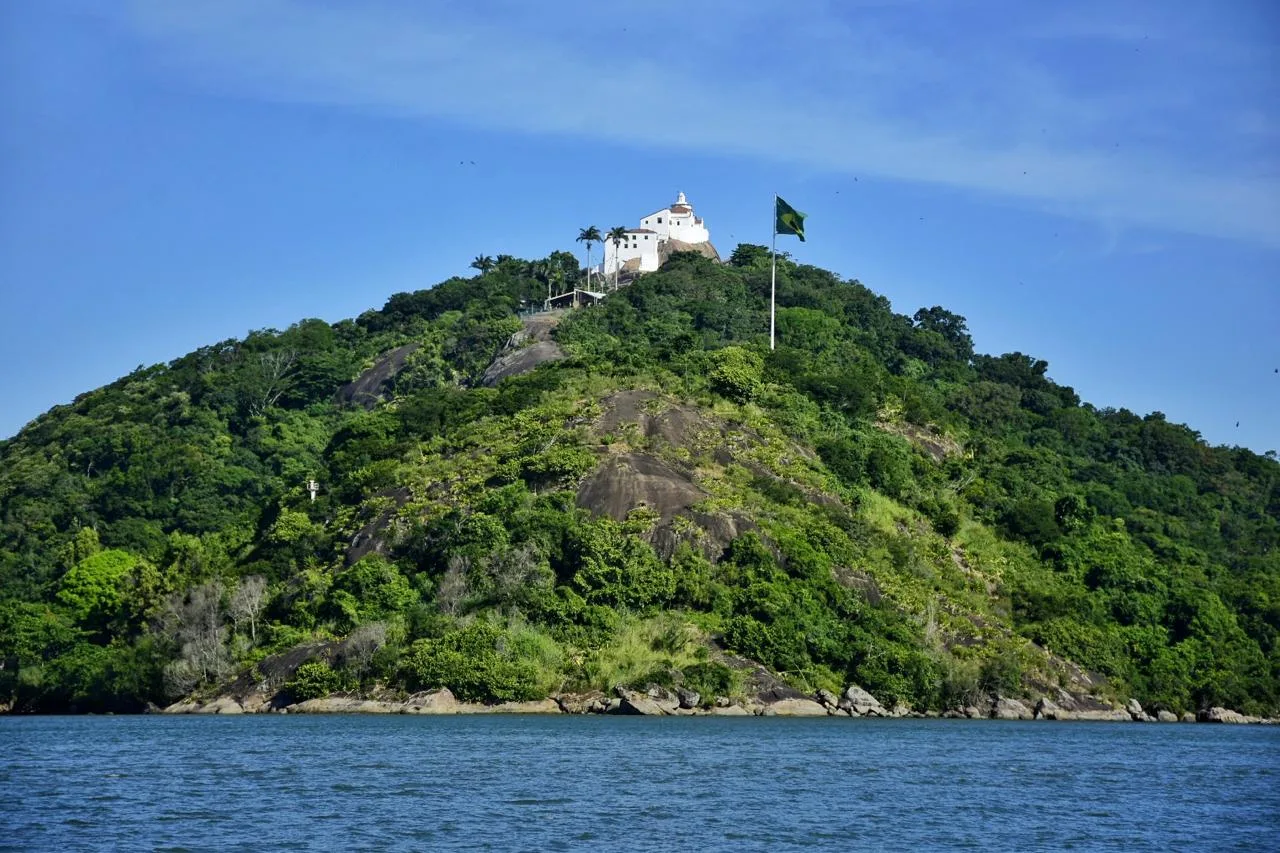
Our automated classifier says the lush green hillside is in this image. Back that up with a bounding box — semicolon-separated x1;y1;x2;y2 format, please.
2;247;1277;715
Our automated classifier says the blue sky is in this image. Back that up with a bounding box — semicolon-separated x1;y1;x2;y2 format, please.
2;0;1277;452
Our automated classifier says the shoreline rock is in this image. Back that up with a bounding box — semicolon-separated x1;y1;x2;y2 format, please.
290;697;395;714
479;698;563;715
1199;707;1249;724
758;697;830;717
838;685;888;717
401;688;463;715
991;697;1034;720
155;688;1278;724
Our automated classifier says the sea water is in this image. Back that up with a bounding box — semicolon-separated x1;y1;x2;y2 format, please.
3;715;1277;851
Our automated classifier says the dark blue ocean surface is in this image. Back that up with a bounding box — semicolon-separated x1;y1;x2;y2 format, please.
2;715;1277;851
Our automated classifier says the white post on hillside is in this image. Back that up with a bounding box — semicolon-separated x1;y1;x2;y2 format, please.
770;193;778;351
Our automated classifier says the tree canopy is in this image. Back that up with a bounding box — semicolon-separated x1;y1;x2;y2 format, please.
1;247;1275;715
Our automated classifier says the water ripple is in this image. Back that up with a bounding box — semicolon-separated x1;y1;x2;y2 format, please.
2;716;1278;851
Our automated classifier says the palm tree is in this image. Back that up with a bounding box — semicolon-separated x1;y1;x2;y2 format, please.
576;226;602;287
606;226;628;291
549;267;566;301
529;261;551;308
470;254;495;275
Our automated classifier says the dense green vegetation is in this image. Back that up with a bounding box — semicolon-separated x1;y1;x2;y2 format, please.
1;248;1276;715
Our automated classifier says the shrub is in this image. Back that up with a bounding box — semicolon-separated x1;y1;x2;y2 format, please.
680;661;738;701
817;438;868;488
324;556;419;630
865;439;913;500
399;621;542;703
921;496;961;538
286;660;343;701
1001;499;1061;548
938;656;982;710
978;647;1025;697
708;346;764;401
570;520;676;612
723;614;807;676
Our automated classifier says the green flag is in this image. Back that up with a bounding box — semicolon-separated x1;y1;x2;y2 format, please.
775;195;806;242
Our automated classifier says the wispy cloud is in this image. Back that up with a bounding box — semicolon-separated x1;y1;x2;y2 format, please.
111;0;1280;247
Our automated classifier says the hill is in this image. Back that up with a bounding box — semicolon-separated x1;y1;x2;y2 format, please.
1;247;1277;718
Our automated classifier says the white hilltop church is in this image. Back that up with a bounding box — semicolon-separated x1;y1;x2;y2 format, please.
598;191;718;278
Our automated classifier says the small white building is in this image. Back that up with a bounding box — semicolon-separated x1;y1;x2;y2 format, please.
600;192;713;277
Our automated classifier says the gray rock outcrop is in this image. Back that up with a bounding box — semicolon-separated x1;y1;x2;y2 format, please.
992;697;1033;720
645;685;681;712
162;697;244;715
1033;698;1058;719
161;700;201;714
401;688;460;715
613;688;670;716
556;692;607;714
760;698;830;717
481;314;565;387
677;688;701;710
484;699;562;714
1199;707;1248;724
1062;708;1132;722
1126;698;1155;722
289;697;395;714
338;344;420;408
1033;690;1132;721
577;453;706;527
839;685;887;717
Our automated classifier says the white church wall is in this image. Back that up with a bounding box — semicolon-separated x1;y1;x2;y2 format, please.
599;193;710;277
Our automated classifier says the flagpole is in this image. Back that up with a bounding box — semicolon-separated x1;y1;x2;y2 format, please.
770;193;777;351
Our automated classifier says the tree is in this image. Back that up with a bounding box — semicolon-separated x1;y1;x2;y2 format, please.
56;527;101;572
339;621;388;682
470;255;495;275
529;261;552;306
244;349;298;417
57;549;146;633
729;243;770;267
912;306;974;362
228;575;268;644
546;250;579;282
606;226;628;291
324;555;419;630
576;226;602;287
708;346;764;402
157;580;230;695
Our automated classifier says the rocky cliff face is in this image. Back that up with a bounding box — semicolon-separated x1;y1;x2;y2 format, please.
481;312;566;386
660;239;721;265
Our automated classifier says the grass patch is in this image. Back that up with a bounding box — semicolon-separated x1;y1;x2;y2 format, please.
567;613;708;693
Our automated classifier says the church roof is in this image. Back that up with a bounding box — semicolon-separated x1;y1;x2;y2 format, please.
628;228;658;234
669;205;692;214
